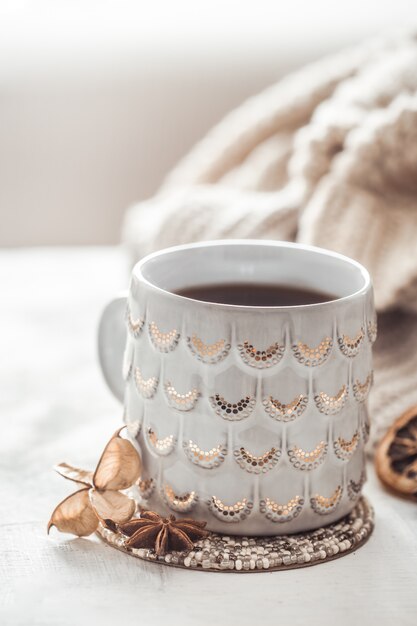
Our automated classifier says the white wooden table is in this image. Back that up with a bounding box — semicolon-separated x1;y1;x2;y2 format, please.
1;248;416;626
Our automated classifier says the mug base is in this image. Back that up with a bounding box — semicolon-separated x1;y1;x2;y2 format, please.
138;483;360;536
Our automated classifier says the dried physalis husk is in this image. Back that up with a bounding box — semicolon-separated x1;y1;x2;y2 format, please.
48;427;142;536
375;406;417;500
47;488;99;536
93;428;142;491
90;489;136;524
54;462;94;486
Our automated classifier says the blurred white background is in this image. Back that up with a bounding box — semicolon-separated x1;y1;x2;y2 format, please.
0;0;415;246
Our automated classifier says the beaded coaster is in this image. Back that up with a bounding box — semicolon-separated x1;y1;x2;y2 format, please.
97;496;374;572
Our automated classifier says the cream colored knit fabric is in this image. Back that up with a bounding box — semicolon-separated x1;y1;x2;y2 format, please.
123;32;417;450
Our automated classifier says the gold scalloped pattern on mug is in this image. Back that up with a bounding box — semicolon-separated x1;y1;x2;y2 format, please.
353;372;373;403
333;431;360;461
259;495;304;523
138;477;155;499
207;496;253;523
164;382;200;411
314;384;348;415
262;394;308;422
125;304;145;338
125;420;141;439
310;486;343;515
338;328;364;357
367;319;378;344
148;321;180;353
187;334;231;364
347;471;366;501
292;337;332;367
209;394;255;421
146;428;176;456
161;484;198;513
288;441;327;470
233;445;281;475
183;440;227;469
238;341;285;369
134;367;158;399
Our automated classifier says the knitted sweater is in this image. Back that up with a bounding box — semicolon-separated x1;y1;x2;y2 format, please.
123;32;417;451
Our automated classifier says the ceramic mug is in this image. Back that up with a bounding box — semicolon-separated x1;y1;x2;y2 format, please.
98;240;376;535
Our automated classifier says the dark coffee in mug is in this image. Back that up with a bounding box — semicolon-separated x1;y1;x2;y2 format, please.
176;283;335;306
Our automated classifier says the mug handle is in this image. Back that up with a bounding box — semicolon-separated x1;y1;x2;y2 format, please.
98;294;127;403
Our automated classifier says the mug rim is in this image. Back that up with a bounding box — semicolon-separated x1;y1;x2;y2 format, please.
133;239;372;311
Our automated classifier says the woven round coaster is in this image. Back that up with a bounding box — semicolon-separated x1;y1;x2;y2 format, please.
97;496;373;572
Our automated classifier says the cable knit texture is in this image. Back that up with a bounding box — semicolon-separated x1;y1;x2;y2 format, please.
123;32;417;451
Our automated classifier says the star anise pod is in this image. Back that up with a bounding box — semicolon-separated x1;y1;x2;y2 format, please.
119;511;209;555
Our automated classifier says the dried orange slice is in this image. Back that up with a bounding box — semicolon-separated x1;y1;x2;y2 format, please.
375;406;417;499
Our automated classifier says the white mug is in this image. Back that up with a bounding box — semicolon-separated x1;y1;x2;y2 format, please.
99;240;375;535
